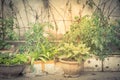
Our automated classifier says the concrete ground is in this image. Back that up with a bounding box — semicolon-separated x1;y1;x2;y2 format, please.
0;72;120;80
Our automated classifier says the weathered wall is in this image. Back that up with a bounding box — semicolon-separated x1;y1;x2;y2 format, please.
12;0;94;39
0;0;120;39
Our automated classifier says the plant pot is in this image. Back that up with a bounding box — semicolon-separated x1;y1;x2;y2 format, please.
0;64;26;78
59;58;84;77
44;60;55;74
33;60;56;75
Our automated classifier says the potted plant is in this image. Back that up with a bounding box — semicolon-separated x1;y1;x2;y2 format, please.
28;44;58;75
63;13;119;59
0;53;29;78
24;22;58;74
57;42;90;77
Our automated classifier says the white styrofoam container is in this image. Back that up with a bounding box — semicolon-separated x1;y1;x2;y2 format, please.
84;56;102;71
103;55;120;71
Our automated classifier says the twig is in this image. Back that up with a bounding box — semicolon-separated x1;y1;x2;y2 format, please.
107;3;118;18
22;0;29;24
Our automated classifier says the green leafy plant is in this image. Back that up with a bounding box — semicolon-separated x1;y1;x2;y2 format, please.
57;43;90;63
0;53;28;65
64;14;119;59
0;18;18;40
29;45;58;63
111;19;120;49
25;22;57;62
0;18;18;50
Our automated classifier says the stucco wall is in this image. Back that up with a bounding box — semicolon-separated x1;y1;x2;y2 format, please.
0;0;120;39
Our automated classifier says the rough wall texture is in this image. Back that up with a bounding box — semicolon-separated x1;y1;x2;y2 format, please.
0;0;120;39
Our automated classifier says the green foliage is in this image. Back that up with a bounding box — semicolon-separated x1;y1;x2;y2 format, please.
57;43;90;63
0;18;18;40
38;44;58;62
0;18;18;49
18;45;27;53
25;22;57;62
64;14;119;59
111;19;120;48
0;53;28;66
0;40;7;49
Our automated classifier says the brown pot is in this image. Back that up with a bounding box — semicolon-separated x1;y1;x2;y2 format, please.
59;58;84;77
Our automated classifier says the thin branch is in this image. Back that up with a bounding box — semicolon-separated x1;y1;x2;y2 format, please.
22;0;29;24
49;7;58;40
106;0;114;17
49;0;68;32
49;1;64;20
107;4;118;18
102;1;106;14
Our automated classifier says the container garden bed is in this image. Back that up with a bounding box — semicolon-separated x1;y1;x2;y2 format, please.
0;64;26;78
57;43;90;77
0;53;28;78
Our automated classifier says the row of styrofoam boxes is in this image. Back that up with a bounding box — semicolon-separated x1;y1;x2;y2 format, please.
84;55;120;71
